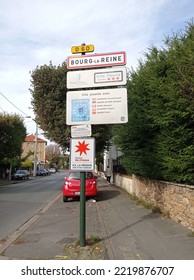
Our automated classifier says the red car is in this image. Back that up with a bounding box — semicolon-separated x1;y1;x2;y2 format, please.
62;170;98;202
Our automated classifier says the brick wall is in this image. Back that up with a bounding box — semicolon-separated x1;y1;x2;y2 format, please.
113;173;194;231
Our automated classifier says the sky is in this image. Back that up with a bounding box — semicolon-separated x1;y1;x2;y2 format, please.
0;0;193;142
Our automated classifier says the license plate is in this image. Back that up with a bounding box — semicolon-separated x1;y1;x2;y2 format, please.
74;192;80;195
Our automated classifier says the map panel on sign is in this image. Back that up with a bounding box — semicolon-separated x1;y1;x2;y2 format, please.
71;99;90;122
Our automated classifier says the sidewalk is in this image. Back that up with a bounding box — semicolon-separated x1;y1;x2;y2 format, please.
0;176;36;186
0;177;194;259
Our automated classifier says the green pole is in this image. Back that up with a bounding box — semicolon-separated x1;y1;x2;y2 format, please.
80;171;86;247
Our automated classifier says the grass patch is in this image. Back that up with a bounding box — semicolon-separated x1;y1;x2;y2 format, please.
57;235;106;260
162;211;170;219
87;235;102;245
188;231;194;237
75;235;102;246
129;194;162;213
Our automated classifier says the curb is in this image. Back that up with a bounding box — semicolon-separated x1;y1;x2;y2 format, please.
0;192;61;255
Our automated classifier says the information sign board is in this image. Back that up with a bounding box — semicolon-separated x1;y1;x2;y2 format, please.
66;88;128;125
67;51;126;69
67;66;127;89
70;137;95;171
71;124;91;138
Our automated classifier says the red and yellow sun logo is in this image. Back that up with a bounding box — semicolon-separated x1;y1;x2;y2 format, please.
75;140;90;156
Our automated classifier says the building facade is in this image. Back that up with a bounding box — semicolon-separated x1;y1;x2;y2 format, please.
22;134;47;166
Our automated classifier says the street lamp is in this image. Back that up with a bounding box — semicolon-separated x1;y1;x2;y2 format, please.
26;116;38;177
33;122;38;177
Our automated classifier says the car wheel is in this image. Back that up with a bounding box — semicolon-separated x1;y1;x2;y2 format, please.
63;196;68;202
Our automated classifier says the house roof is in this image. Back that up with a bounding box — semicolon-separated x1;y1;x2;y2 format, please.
25;134;47;143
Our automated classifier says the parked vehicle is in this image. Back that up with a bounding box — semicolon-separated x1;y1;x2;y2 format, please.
49;168;56;173
62;170;98;202
36;169;47;176
12;170;29;180
44;169;51;175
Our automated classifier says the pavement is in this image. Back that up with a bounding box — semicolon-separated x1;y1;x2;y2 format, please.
0;176;194;260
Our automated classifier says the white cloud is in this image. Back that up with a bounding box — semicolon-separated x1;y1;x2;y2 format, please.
0;0;193;137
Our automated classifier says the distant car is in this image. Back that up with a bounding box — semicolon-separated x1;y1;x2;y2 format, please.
62;170;98;202
49;168;56;173
36;169;47;176
44;169;51;175
13;170;29;180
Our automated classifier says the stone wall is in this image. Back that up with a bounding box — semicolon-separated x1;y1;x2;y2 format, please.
113;173;194;231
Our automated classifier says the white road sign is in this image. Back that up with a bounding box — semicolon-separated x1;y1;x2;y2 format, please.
70;137;95;171
71;124;91;138
67;66;127;89
67;51;126;69
66;88;128;125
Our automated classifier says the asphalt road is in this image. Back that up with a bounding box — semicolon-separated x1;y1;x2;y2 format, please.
0;171;67;241
1;173;194;260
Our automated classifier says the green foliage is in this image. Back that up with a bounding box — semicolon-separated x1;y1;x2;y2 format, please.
30;62;69;147
0;113;26;165
113;21;194;184
30;61;111;155
21;160;33;168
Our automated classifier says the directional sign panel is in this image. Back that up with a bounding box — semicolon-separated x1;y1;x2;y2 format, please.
67;66;127;89
66;88;128;125
67;51;126;69
70;137;95;171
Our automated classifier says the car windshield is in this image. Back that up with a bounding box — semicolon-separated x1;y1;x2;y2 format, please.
16;170;25;174
68;171;93;180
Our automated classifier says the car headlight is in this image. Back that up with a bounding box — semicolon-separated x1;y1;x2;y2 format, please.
65;181;71;187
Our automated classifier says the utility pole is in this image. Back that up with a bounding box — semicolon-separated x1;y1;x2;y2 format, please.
26;116;38;177
33;122;38;177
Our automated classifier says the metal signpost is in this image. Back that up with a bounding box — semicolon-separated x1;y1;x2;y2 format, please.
80;171;86;246
70;137;95;246
66;44;127;247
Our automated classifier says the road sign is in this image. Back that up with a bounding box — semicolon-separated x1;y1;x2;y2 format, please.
67;66;127;89
70;137;95;170
71;44;94;54
66;88;128;125
71;124;91;138
67;51;126;69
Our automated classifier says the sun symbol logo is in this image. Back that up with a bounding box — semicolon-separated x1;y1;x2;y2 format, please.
75;140;90;156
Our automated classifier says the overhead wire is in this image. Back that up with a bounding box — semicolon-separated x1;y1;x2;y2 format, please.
0;91;29;116
0;106;5;112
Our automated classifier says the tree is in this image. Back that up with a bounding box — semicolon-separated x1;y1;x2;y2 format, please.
30;62;68;147
45;144;61;167
30;61;111;155
112;21;194;184
0;113;26;172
